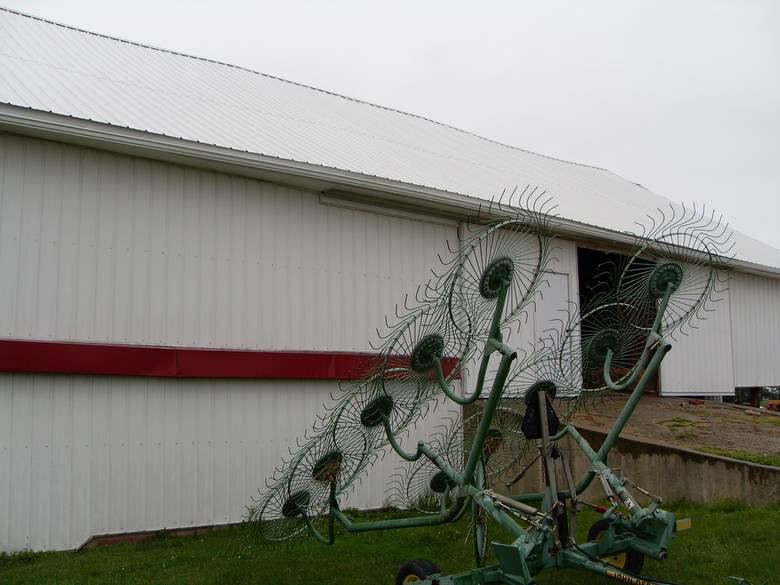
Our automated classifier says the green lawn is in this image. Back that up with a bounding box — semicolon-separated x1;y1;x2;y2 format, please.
1;501;777;585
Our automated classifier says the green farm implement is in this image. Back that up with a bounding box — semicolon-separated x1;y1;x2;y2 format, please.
250;191;732;585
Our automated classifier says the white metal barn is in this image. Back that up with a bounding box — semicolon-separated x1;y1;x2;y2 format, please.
0;8;778;551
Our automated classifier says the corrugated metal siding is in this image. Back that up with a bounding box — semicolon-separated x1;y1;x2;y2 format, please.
660;282;735;395
0;133;457;351
1;8;778;271
730;272;780;387
0;373;458;551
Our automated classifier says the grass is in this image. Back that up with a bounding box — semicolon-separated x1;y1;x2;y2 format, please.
731;414;780;428
660;416;703;435
659;417;705;442
1;502;778;585
657;415;780;468
694;445;780;467
760;416;780;427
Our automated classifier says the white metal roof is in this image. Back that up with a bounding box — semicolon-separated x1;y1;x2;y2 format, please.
1;6;779;273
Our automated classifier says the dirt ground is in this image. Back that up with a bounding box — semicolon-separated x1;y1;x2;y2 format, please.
569;393;780;458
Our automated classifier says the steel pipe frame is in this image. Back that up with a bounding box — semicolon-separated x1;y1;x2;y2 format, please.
300;278;680;585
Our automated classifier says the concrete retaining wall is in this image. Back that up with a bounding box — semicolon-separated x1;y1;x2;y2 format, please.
500;427;780;505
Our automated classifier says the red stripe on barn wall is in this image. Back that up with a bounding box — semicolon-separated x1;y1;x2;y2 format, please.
0;339;461;380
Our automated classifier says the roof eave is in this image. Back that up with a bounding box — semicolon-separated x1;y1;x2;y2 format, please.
2;104;778;279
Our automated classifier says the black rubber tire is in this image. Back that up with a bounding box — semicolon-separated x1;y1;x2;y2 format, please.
473;458;488;567
395;559;442;584
587;519;645;575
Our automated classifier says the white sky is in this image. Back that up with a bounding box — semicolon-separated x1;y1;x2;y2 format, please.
5;0;779;249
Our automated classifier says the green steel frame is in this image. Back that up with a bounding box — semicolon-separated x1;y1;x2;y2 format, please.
299;272;681;585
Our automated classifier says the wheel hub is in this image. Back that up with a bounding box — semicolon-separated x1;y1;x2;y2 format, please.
429;471;456;494
312;450;343;482
410;334;445;373
524;380;557;406
648;262;683;298
483;428;504;456
281;490;311;517
360;394;394;427
588;329;621;361
479;256;514;299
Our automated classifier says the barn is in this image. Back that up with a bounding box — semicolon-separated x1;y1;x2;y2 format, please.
0;7;778;551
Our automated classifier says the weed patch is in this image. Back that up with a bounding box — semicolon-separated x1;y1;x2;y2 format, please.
693;445;780;467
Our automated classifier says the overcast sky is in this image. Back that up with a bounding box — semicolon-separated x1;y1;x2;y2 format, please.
5;0;779;249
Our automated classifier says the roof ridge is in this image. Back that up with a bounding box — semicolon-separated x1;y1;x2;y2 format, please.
0;5;612;174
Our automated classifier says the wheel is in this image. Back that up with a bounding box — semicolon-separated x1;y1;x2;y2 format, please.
587;519;645;574
473;507;488;567
395;559;442;584
473;459;488;567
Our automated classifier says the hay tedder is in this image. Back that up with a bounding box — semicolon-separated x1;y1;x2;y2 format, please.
249;190;732;585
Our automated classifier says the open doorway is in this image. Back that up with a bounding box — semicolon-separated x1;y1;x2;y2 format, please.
576;246;660;394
